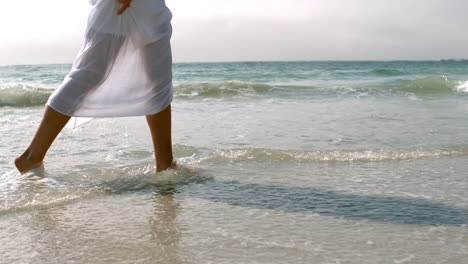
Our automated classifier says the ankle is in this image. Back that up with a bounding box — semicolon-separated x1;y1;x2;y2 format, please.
22;148;44;163
156;158;176;172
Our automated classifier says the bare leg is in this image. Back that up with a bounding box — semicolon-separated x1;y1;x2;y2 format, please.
16;31;125;174
146;104;176;172
15;106;71;173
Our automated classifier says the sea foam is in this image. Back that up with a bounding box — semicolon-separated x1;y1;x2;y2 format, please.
199;147;468;163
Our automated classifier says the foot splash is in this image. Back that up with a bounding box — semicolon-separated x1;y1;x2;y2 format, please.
14;155;44;174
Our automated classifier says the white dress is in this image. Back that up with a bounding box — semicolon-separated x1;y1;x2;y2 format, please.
47;0;173;127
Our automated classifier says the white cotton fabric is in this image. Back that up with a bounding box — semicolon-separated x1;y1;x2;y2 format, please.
47;0;173;125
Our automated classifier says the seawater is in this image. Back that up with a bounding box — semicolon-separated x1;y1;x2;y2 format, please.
0;61;467;263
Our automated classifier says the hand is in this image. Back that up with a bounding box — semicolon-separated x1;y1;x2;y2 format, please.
117;0;132;15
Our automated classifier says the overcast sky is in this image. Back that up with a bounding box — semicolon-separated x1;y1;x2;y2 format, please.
0;0;467;64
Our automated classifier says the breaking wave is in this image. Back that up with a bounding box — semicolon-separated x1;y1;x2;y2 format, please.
173;78;467;99
0;85;54;107
0;81;274;107
319;76;468;96
397;76;468;94
174;80;273;98
1;77;467;108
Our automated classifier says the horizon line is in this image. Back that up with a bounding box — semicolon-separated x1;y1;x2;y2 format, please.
2;59;468;67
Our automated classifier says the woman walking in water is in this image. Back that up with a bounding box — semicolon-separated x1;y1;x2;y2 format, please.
15;0;176;173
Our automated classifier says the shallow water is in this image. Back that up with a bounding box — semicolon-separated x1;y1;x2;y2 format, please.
1;61;468;263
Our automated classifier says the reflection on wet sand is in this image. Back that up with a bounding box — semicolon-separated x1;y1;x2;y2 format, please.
149;187;185;263
12;184;187;263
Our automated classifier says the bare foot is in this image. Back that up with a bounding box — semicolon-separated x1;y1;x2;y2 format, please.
15;154;43;174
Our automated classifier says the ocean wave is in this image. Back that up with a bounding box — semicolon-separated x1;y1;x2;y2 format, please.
1;145;465;212
1;77;466;108
172;77;468;98
317;76;468;96
174;80;273;98
0;85;54;107
197;147;468;163
397;76;465;94
107;145;468;164
0;81;273;107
